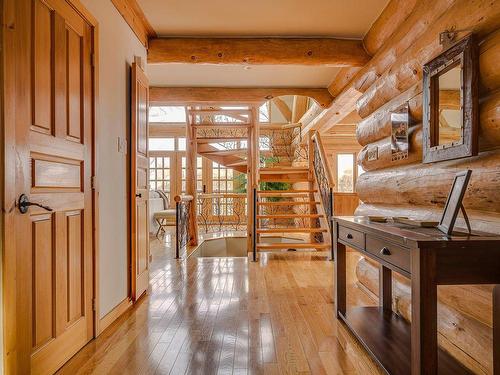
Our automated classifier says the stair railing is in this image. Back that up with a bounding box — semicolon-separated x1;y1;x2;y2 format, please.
311;132;335;260
175;195;193;259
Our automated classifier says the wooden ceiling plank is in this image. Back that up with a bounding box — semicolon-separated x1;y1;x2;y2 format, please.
149;87;334;108
148;37;370;66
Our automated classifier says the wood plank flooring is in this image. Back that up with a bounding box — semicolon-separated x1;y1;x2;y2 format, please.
58;235;384;375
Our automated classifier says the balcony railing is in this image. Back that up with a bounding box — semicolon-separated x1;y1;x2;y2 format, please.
197;193;247;233
175;194;193;258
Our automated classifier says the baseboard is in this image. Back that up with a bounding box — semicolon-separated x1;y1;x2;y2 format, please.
98;297;133;335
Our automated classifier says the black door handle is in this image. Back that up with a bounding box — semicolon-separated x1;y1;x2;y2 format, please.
346;233;353;239
18;194;53;214
380;247;391;256
136;193;142;198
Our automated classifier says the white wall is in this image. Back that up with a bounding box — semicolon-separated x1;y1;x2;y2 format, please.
79;0;146;318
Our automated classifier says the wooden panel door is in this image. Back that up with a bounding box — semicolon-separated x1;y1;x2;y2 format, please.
7;0;95;373
131;62;150;300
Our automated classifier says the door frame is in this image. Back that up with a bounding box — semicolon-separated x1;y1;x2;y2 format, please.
1;0;100;372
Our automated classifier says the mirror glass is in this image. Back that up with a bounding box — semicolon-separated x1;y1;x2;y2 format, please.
437;64;462;145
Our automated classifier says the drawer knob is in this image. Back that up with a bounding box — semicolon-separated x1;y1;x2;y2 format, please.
380;247;391;256
346;233;353;239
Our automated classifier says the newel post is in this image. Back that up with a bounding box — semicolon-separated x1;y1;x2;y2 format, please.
185;107;199;246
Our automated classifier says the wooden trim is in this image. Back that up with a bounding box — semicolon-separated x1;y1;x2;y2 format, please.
148;37;369;66
111;0;156;47
149;87;334;108
98;298;133;335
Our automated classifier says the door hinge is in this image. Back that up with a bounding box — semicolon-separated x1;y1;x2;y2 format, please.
92;298;96;311
91;176;97;190
90;52;96;67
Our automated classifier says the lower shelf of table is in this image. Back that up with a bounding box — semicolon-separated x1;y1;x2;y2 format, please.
338;307;473;375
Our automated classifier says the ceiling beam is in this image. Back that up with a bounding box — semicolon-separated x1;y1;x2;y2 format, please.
148;38;370;66
111;0;157;47
272;98;292;123
149;87;334;108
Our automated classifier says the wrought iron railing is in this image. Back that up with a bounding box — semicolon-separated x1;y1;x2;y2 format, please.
175;195;193;259
196;193;247;233
259;124;308;167
312;132;335;259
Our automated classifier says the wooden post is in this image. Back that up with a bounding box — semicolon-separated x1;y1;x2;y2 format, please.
379;265;392;310
334;222;346;318
185;107;199;246
411;248;437;375
494;285;500;374
308;131;316;243
247;106;260;255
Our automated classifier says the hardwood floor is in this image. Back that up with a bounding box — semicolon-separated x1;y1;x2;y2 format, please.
59;236;383;375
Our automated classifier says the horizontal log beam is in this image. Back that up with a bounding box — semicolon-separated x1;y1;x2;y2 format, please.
149;87;334;108
362;0;418;55
356;150;500;212
147;37;370;66
356;84;500;149
316;0;499;134
356;0;500;118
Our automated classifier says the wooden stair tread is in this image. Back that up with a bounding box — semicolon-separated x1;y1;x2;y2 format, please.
257;228;327;233
258;201;320;206
196;137;248;143
199;149;247;156
226;160;248;167
192;123;251;128
256;242;329;249
257;189;317;194
257;214;323;219
259;178;311;183
259;167;309;174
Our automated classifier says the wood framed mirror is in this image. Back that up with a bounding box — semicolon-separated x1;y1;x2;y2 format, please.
422;34;478;163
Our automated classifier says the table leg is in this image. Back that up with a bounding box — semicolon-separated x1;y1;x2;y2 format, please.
379;265;392;311
411;248;437;375
494;285;500;374
334;240;346;318
155;218;162;239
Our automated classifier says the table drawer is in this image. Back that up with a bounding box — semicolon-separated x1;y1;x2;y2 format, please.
366;235;410;272
338;225;365;249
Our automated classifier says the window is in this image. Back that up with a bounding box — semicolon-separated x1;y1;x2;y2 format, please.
149;137;175;151
337;154;354;193
181;157;203;193
149;157;171;192
212;162;234;215
259;136;271;151
149;106;186;123
259;102;270;122
178;137;186;151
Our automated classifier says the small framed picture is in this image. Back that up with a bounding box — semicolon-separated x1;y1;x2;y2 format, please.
438;170;472;235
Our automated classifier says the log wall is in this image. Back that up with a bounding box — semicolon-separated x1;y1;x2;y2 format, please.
341;1;500;372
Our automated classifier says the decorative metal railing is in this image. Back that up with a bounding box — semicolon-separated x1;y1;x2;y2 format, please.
197;193;247;233
312;132;335;259
175;195;193;258
260;124;308;167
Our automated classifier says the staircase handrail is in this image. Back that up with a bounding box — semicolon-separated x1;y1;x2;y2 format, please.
311;132;335;189
311;131;335;260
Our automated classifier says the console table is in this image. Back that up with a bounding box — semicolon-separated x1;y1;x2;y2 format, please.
333;216;500;375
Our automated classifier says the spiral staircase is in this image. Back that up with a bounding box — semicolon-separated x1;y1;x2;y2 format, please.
185;105;333;257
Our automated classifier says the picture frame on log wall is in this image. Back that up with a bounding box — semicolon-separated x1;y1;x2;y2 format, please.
422;34;478;163
438;170;472;235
